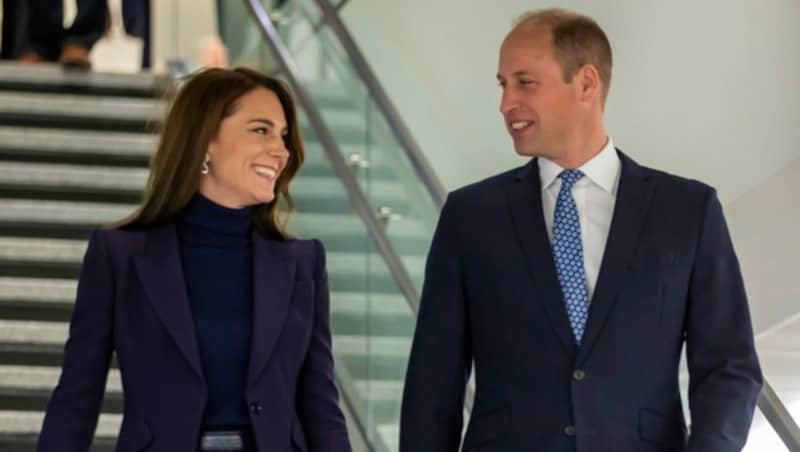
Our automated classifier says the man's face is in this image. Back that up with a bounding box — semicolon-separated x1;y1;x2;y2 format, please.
497;29;582;159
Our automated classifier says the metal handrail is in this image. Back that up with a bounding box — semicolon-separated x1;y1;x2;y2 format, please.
758;375;800;450
334;0;351;11
243;0;419;313
311;0;447;208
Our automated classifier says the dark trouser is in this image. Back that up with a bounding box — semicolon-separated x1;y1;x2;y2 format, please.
121;0;150;68
20;0;108;60
1;0;25;58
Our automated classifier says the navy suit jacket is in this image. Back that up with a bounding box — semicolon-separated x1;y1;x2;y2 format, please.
400;151;762;452
37;225;351;452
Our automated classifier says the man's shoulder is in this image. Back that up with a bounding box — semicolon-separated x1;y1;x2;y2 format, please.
624;152;716;202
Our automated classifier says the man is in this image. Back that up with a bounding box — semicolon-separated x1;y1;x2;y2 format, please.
400;8;762;452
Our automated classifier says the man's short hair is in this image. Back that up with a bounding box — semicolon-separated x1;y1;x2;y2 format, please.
515;8;613;101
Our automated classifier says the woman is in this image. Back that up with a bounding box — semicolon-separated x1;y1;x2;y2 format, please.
37;67;352;452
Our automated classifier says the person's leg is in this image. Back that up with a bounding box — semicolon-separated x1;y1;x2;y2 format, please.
20;0;64;61
121;0;150;69
61;0;108;68
1;0;25;59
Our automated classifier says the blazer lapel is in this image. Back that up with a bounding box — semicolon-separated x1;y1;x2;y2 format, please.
578;151;655;362
248;231;296;387
133;225;205;386
506;159;577;356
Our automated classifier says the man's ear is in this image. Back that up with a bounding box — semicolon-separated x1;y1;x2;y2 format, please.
576;64;602;104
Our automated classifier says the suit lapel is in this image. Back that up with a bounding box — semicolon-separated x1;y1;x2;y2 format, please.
506;160;577;356
577;151;655;362
247;231;296;387
133;225;205;386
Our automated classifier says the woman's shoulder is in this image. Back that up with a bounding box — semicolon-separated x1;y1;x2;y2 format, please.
268;236;323;261
259;235;325;279
90;225;160;257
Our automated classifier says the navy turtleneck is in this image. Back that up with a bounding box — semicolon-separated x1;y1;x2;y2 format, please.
177;193;254;429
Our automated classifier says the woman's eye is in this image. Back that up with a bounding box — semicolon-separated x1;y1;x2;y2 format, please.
253;127;268;135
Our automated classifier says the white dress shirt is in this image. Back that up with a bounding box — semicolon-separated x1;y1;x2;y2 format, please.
539;137;621;302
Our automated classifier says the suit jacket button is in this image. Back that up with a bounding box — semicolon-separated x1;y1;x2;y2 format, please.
573;369;586;381
564;425;576;436
250;402;263;415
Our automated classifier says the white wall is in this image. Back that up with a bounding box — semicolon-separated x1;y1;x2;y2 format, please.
151;0;218;71
341;0;800;331
726;157;800;333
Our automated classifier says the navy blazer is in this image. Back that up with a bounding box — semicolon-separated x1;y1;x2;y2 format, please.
400;151;762;452
37;225;351;452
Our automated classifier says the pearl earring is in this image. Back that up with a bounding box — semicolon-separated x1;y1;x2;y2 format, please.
201;155;210;175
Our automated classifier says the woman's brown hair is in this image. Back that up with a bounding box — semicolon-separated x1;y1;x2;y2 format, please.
116;67;304;239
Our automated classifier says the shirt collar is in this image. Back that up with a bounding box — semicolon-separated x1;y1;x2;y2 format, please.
539;137;620;195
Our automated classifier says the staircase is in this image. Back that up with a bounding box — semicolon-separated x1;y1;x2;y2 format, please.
0;62;425;451
0;63;165;451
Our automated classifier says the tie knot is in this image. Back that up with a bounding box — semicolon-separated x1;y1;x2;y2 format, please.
559;169;584;188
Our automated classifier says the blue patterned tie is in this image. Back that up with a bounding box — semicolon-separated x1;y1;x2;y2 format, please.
552;169;589;345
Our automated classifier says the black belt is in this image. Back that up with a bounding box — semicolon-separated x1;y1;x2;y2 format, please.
198;429;256;451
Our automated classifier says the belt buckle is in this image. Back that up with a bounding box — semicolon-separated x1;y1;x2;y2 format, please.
200;430;244;451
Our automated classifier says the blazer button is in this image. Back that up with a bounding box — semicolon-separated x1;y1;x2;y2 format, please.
564;425;576;436
573;369;586;381
249;402;263;415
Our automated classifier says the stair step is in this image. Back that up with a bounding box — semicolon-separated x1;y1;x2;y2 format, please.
0;409;121;437
0;127;154;167
0;434;115;452
0;62;169;98
333;335;411;359
376;424;399;452
0;365;121;393
0;199;133;227
353;379;403;426
0;162;148;204
0;277;77;322
0;385;89;412
0;368;123;413
0;320;68;346
0;91;164;133
0;278;76;303
354;379;403;402
304;83;361;111
0;344;65;368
